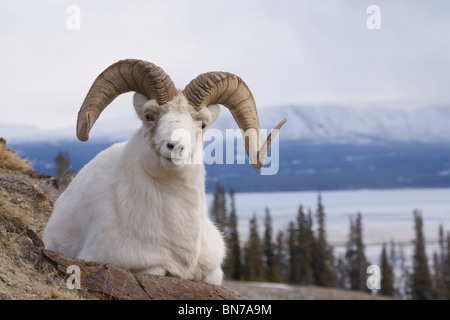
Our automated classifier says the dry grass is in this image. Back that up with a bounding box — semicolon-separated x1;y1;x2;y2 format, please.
0;138;33;172
0;174;53;232
50;288;84;300
1;229;26;246
0;153;95;299
0;195;30;229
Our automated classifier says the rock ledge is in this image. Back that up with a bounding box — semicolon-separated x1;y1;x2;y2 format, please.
42;250;242;300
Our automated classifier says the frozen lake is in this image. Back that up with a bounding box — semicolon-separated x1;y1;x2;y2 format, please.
206;188;450;264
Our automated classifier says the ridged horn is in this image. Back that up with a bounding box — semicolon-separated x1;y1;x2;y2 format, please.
183;72;286;169
77;59;177;141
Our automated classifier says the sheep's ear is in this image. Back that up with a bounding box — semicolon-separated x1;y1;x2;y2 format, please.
134;93;159;122
133;93;148;119
206;104;220;129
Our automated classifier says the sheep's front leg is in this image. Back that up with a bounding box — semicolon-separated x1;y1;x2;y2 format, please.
202;267;223;285
196;219;226;285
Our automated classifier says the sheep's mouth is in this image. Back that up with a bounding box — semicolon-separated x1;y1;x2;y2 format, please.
159;148;188;164
160;153;186;166
161;155;175;163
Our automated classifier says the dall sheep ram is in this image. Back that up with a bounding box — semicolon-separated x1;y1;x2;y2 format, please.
42;59;286;285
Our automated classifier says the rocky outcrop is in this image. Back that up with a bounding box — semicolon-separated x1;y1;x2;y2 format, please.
42;250;241;300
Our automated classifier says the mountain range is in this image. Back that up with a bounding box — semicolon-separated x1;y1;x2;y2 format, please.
2;103;450;144
2;103;450;192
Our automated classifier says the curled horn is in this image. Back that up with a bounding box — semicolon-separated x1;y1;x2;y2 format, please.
183;72;286;169
77;59;177;141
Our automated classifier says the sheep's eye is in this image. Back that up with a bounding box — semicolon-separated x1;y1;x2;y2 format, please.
145;114;154;122
201;122;206;130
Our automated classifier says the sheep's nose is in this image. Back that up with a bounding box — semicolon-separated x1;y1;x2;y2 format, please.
167;142;175;150
167;141;184;155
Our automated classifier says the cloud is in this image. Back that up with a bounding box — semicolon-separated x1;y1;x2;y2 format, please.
0;0;449;130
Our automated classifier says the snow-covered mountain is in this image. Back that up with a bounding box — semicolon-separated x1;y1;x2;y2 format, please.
2;104;450;144
223;104;450;144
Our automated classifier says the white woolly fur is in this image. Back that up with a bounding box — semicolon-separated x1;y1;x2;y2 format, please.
43;93;225;285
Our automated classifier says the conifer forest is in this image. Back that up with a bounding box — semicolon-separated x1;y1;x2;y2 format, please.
210;183;450;300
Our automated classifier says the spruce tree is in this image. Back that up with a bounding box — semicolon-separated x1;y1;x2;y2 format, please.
54;151;72;178
431;224;447;299
445;233;450;297
334;255;347;289
296;206;314;285
388;240;403;298
438;226;450;298
438;224;445;260
432;252;447;299
312;194;336;287
263;208;274;279
224;189;242;280
398;243;412;299
388;240;397;272
54;151;74;189
275;230;289;282
243;215;265;281
263;208;283;282
380;243;394;296
287;221;300;283
345;212;369;292
410;210;433;300
210;182;227;232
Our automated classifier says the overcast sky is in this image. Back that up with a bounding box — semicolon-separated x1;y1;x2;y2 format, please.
1;0;450;130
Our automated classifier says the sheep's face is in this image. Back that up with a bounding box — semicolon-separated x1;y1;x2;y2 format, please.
133;93;220;172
